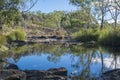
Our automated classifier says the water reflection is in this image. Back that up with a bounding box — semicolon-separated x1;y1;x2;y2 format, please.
0;43;120;79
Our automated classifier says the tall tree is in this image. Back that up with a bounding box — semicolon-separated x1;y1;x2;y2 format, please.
69;0;97;28
108;0;120;27
93;0;110;29
0;0;38;28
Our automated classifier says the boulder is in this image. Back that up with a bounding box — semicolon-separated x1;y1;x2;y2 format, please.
48;67;67;77
0;69;26;80
24;67;67;80
102;69;120;80
6;64;19;70
44;75;66;80
1;65;67;80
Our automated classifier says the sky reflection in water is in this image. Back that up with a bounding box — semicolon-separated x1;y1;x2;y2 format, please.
6;44;120;78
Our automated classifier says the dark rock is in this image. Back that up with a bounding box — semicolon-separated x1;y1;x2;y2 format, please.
6;64;19;70
0;69;26;80
0;67;67;80
24;67;67;80
48;35;57;38
38;36;47;39
0;58;4;62
48;67;67;77
56;36;62;40
10;40;26;46
44;75;66;80
24;70;46;79
102;69;120;80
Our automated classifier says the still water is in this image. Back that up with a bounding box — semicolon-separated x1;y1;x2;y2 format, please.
1;43;120;79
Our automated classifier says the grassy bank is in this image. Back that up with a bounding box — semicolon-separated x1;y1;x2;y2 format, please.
71;27;120;47
71;28;98;42
7;29;26;41
0;28;26;51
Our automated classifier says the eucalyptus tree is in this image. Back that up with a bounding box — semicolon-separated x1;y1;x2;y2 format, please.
69;0;115;29
61;10;89;33
108;0;120;27
60;12;72;33
43;11;65;29
69;0;95;28
0;0;38;28
0;0;22;27
92;0;111;29
36;11;44;27
70;10;89;30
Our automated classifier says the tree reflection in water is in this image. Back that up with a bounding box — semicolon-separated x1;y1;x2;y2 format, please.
0;43;120;79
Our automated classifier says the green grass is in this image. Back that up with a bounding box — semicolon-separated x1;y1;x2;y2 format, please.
71;28;98;42
98;27;120;46
8;29;26;41
0;34;7;45
71;27;120;46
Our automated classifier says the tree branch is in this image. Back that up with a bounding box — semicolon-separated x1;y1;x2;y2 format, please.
22;0;39;13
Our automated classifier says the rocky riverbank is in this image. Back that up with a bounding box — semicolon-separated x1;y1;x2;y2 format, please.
0;64;67;80
10;35;96;47
102;69;120;80
1;62;120;80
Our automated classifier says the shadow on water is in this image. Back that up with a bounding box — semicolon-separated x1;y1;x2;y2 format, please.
0;43;120;79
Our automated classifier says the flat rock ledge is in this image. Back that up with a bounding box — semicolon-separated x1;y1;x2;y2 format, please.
0;69;26;80
102;69;120;80
24;67;67;80
0;67;67;80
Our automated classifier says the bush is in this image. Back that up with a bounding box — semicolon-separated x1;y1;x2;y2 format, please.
8;31;16;41
8;29;26;41
98;27;120;46
0;34;7;45
15;29;26;40
71;28;98;42
71;27;120;46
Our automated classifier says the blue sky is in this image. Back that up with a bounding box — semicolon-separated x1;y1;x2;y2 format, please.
30;0;77;13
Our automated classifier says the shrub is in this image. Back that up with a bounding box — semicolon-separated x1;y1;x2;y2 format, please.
15;29;26;40
8;29;26;41
71;28;98;42
98;27;120;46
0;34;7;45
71;27;120;46
8;31;16;41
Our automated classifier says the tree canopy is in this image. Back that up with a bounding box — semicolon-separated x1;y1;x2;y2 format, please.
0;0;38;27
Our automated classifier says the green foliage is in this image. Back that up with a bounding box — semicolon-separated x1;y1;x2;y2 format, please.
0;0;23;27
98;27;120;46
70;10;89;30
72;27;120;46
15;29;26;40
8;29;26;41
72;28;98;42
11;45;27;54
0;34;7;45
0;45;8;52
8;31;16;41
43;11;64;28
0;0;37;27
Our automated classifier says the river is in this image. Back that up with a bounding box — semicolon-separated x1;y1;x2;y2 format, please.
0;43;120;79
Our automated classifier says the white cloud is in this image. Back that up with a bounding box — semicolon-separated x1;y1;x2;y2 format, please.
92;55;120;69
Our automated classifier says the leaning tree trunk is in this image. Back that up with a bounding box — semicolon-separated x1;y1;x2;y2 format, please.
101;15;104;29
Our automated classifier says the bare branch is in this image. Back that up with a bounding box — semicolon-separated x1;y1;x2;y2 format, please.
22;0;39;13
